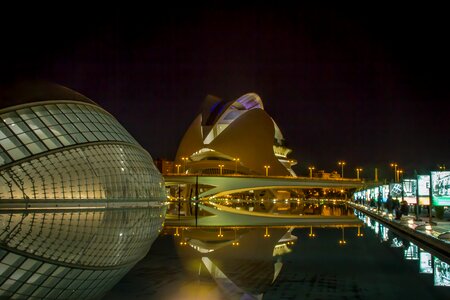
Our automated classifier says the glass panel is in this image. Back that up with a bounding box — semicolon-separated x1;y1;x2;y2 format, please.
16;108;36;120
1;112;21;125
31;106;50;117
25;141;47;155
17;132;39;145
0;123;13;139
8;146;30;161
42;138;62;150
40;115;58;127
0;152;12;165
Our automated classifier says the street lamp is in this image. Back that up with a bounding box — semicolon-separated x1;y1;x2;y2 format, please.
233;158;240;174
181;157;188;173
390;163;398;182
397;169;404;182
438;164;446;170
308;166;315;178
338;161;346;178
175;164;181;174
218;164;224;175
356;168;363;180
264;165;270;176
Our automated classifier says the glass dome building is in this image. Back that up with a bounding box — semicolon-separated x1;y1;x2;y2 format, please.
0;82;166;298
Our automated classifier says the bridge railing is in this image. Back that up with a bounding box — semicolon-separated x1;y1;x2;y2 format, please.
164;172;363;182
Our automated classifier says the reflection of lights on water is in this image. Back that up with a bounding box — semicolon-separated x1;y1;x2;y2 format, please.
339;227;346;245
357;226;364;237
264;227;271;238
232;228;239;246
380;225;389;242
434;257;450;286
420;250;433;274
308;226;316;237
390;237;403;248
404;243;419;260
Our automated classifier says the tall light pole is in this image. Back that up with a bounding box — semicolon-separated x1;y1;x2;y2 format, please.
264;165;270;176
175;164;181;174
390;163;398;182
218;164;224;175
233;158;240;174
439;164;446;171
397;169;404;182
356;168;363;180
308;166;315;178
182;157;188;173
338;161;346;178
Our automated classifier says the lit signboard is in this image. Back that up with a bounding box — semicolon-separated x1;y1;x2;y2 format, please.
434;257;450;286
417;175;430;205
381;185;389;202
389;183;402;198
403;179;417;205
373;187;379;200
431;171;450;206
419;250;433;274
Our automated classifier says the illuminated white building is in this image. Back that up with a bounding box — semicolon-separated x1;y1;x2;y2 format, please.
0;82;166;298
175;93;297;176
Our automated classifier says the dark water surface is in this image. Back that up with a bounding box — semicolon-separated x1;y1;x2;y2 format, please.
106;212;450;299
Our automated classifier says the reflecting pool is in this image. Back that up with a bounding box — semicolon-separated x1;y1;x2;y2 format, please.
107;211;450;299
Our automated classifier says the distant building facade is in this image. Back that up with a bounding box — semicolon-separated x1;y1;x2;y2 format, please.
154;158;175;174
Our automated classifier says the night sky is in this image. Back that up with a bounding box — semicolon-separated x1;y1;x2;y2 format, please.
1;3;449;180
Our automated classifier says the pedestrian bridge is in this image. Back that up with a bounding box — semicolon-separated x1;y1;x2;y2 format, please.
164;174;363;198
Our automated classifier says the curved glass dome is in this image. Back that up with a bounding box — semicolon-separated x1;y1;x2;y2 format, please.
0;83;166;299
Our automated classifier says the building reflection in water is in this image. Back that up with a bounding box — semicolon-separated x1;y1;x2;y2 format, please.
0;208;165;298
170;226;295;299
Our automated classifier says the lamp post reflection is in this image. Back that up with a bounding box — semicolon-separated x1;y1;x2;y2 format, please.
356;168;363;180
234;158;240;174
175;164;181;174
218;164;224;175
339;227;346;245
264;227;270;238
308;226;316;237
264;165;270;177
357;226;364;237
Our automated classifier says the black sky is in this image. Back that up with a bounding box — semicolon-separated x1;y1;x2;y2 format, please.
1;3;449;180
